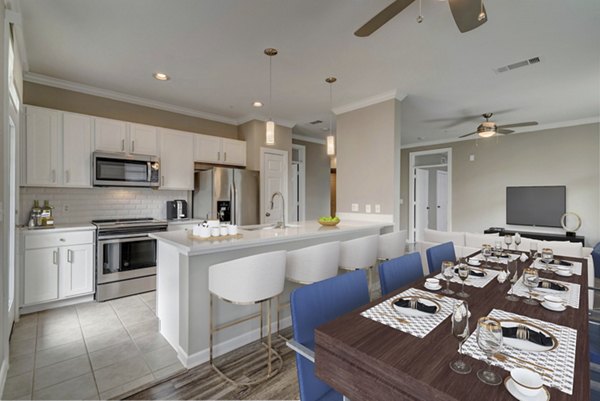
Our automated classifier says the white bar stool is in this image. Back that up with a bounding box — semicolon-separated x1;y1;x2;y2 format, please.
339;235;379;289
277;241;340;335
208;250;286;386
378;230;407;261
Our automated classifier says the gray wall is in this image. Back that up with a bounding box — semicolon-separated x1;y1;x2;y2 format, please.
401;123;600;246
292;139;330;220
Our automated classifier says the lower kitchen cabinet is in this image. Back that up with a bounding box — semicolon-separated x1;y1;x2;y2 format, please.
22;228;95;307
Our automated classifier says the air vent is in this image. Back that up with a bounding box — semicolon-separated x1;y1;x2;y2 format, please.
494;57;541;74
309;120;323;125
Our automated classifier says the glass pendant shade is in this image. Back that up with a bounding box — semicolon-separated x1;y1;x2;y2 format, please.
266;120;275;144
326;135;335;155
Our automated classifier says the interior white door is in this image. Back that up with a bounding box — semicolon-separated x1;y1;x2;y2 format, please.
414;168;429;242
6;115;17;326
262;150;287;225
291;162;299;222
436;170;448;231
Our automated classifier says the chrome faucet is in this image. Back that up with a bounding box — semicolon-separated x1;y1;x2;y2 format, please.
268;191;286;228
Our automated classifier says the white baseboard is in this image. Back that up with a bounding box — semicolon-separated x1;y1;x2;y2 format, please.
337;212;394;224
19;294;94;315
0;356;9;398
176;316;292;369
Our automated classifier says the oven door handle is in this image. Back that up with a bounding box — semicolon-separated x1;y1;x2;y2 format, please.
98;234;154;243
147;162;152;182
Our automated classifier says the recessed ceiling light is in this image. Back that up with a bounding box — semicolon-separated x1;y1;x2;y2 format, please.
252;101;263;108
153;72;170;81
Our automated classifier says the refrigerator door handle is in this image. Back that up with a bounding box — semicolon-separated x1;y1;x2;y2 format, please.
230;182;236;225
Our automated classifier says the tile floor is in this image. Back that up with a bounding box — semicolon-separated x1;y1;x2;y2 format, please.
3;292;185;400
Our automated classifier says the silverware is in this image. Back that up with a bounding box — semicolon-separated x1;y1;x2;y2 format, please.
381;312;411;324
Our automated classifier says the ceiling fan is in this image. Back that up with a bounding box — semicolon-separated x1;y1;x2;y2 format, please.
355;0;487;37
459;113;539;138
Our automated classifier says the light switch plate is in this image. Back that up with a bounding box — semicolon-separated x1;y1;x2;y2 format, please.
365;204;371;213
375;204;381;213
469;154;475;161
351;203;359;212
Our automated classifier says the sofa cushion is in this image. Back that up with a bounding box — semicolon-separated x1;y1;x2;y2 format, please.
423;229;465;246
464;232;499;248
537;240;583;258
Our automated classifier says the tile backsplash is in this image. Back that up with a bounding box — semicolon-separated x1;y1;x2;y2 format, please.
20;187;190;225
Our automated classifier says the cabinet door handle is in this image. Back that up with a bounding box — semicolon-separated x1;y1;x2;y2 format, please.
224;152;227;162
121;139;125;152
53;250;58;265
60;238;66;242
67;249;73;263
132;140;135;153
217;151;220;161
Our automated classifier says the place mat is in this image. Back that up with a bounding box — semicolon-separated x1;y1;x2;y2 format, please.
531;258;582;275
434;268;500;288
360;288;454;338
461;309;577;395
511;277;580;309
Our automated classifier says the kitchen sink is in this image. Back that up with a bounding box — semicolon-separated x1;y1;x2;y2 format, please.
240;223;299;231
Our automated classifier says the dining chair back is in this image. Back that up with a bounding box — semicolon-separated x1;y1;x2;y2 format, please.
378;252;424;296
286;241;340;284
377;230;407;261
426;241;457;274
591;242;600;279
290;270;369;401
339;234;379;289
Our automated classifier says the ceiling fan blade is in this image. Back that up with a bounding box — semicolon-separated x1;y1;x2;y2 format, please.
448;0;487;33
354;0;415;37
459;131;478;138
496;122;539;129
497;129;515;135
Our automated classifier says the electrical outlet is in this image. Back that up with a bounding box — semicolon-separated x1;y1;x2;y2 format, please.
63;204;69;212
351;203;359;212
375;204;381;213
365;204;371;213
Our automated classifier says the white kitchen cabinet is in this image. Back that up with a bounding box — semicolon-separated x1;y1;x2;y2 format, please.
22;228;95;307
160;128;194;190
128;123;158;156
194;134;246;166
94;117;127;152
62;112;93;187
26;106;60;186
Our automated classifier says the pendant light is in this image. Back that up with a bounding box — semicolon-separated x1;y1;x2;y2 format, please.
325;77;337;156
264;48;278;145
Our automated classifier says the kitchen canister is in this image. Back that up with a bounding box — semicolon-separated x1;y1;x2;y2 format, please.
219;226;228;236
211;227;221;237
227;224;238;235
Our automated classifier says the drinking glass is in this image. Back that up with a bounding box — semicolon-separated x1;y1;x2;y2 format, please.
541;248;554;273
482;244;492;268
504;235;512;251
505;260;519;302
476;317;503;385
457;264;470;298
514;234;522;250
441;261;455;295
522;267;540;305
450;301;472;374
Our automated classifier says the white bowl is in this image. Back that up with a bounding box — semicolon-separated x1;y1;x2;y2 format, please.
468;258;481;266
510;368;544;397
543;295;564;309
425;278;440;286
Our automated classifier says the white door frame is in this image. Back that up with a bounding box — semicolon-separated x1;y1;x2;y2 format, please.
260;147;289;224
436;170;448;231
409;148;452;243
291;144;306;222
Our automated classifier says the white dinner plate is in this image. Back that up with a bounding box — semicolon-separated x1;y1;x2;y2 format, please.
504;377;550;401
499;320;558;352
555;270;573;277
541;301;566;312
391;297;441;317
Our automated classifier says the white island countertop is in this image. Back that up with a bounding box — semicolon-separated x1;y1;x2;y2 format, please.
150;220;392;256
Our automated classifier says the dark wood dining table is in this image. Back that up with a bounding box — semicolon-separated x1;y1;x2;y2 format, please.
315;252;590;400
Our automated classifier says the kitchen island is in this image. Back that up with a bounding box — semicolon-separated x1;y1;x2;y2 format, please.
150;220;392;368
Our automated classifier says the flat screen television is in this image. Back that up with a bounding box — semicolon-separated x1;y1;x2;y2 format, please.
506;186;566;228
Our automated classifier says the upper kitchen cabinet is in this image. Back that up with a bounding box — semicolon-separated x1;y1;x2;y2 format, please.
62;112;93;187
128;123;158;156
159;128;194;190
94;117;127;152
194;134;246;166
26;106;60;186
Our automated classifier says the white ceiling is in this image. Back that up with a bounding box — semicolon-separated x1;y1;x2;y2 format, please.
18;0;600;144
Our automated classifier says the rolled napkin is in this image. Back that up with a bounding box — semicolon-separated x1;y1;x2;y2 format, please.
502;325;553;346
538;281;567;291
551;259;573;266
497;270;508;283
519;253;528;262
455;267;485;277
393;298;437;314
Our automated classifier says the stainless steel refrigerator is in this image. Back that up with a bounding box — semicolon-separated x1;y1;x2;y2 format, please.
192;168;260;225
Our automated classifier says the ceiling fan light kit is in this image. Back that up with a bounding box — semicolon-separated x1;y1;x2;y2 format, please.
459;113;538;139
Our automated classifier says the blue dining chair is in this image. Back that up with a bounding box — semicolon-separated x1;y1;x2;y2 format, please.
591;242;600;279
378;252;424;296
288;270;370;401
426;241;457;274
590;320;600;400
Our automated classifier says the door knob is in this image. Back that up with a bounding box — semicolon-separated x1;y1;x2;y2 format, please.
265;212;271;217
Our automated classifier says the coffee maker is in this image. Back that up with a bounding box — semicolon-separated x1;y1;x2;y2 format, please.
166;200;188;220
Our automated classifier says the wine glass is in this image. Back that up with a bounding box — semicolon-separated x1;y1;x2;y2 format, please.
529;242;537;259
522;267;540;305
481;244;492;268
505;260;519;302
494;240;503;257
457;264;470;298
441;261;455;295
514;233;522;251
504;235;512;251
450;301;472;374
541;248;554;273
476;317;503;385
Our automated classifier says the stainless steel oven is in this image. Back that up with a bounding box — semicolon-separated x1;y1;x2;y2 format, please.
93;218;167;301
93;152;160;188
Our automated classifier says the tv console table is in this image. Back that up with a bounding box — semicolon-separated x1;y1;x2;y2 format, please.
484;227;585;245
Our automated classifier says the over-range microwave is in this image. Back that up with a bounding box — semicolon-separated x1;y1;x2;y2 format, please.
93;152;160;188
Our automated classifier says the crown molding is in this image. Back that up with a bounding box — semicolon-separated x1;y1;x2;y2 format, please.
401;116;600;149
236;113;296;128
292;134;326;145
332;90;407;115
23;72;240;125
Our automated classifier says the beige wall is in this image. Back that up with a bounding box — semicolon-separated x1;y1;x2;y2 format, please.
336;99;402;223
23;82;238;139
401;123;600;245
292;139;330;220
